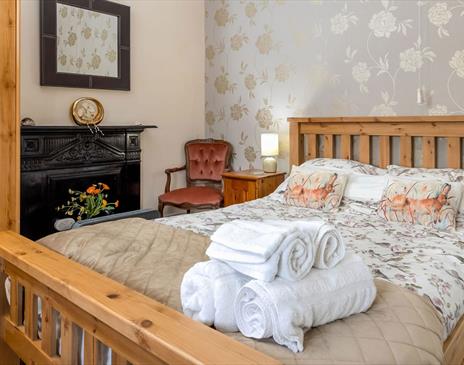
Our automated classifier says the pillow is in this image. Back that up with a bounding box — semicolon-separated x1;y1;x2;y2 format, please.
387;165;464;213
301;158;387;175
377;176;463;231
275;165;387;203
387;165;464;182
283;169;348;211
344;174;388;203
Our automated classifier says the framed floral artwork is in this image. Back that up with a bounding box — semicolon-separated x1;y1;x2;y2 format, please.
40;0;130;90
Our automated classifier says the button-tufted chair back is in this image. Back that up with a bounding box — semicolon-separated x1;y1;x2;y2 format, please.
185;139;232;189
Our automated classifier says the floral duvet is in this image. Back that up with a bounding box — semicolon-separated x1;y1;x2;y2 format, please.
158;194;464;337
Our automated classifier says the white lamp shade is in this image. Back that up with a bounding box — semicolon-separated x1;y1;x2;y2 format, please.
261;133;279;156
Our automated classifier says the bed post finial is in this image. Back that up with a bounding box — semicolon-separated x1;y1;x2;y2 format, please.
289;118;304;167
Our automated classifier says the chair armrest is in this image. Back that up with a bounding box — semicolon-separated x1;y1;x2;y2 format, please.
165;166;186;174
164;165;186;193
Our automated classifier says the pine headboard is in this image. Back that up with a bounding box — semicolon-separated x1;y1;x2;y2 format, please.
288;116;464;169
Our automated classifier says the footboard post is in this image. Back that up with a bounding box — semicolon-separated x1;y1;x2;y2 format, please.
0;258;20;365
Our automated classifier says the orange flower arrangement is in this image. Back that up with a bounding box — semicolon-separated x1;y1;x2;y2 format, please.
57;182;119;221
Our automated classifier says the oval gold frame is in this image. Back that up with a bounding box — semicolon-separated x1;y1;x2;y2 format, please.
71;97;104;126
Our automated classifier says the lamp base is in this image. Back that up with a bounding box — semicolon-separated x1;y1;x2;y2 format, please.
262;157;277;173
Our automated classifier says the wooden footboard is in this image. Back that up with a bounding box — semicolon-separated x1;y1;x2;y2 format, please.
444;314;464;365
0;229;462;365
0;231;280;365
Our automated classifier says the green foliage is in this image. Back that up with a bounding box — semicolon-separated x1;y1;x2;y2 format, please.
56;182;119;221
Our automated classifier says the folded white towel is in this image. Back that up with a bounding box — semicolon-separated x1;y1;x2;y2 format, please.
210;220;297;263
180;260;250;332
207;219;344;281
208;230;315;281
234;253;376;352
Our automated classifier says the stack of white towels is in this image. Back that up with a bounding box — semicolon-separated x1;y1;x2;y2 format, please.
181;219;376;353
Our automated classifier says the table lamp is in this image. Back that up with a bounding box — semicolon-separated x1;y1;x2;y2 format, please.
261;133;279;173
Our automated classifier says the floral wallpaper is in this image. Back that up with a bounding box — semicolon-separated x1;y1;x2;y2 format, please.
205;0;464;171
57;3;118;77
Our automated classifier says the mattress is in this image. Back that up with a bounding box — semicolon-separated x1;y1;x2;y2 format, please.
39;217;445;364
159;194;464;338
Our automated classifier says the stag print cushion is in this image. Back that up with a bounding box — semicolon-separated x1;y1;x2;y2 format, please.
387;165;464;214
283;170;348;211
378;176;463;231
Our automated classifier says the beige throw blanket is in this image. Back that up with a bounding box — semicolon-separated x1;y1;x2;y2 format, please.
39;218;444;365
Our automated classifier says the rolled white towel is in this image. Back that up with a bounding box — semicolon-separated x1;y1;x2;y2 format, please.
207;229;315;281
296;221;345;269
234;252;376;352
268;220;345;269
180;260;250;332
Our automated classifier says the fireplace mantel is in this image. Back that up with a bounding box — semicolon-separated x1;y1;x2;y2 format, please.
21;125;157;239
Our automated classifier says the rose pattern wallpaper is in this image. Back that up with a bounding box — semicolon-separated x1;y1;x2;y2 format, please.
56;3;118;78
205;0;464;171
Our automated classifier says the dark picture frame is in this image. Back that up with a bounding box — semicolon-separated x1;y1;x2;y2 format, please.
40;0;130;91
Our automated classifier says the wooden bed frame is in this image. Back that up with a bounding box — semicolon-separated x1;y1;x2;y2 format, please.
0;231;279;365
0;115;463;364
289;115;464;365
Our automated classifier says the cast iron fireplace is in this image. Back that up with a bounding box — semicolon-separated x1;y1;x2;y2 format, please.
20;125;155;240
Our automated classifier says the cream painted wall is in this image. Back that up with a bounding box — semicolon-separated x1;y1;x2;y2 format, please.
20;0;205;210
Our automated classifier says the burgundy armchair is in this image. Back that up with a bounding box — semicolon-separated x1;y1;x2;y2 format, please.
158;139;232;217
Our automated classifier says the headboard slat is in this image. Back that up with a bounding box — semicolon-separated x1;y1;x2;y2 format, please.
340;135;351;160
422;137;436;168
359;136;370;164
400;136;413;167
307;134;317;161
379;136;391;168
323;135;334;158
448;137;461;169
288;116;464;169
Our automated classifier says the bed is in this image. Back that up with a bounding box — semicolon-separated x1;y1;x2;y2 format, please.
1;116;464;365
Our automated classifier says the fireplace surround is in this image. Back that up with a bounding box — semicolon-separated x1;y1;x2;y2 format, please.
20;125;156;240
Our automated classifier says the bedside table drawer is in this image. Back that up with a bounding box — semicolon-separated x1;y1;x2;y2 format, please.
223;178;257;206
258;174;285;197
222;170;286;207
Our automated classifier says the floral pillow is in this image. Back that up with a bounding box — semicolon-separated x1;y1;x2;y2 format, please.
377;176;463;231
283;170;348;211
301;158;387;175
387;165;464;182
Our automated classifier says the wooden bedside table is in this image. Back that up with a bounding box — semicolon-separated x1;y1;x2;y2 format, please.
222;170;286;207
